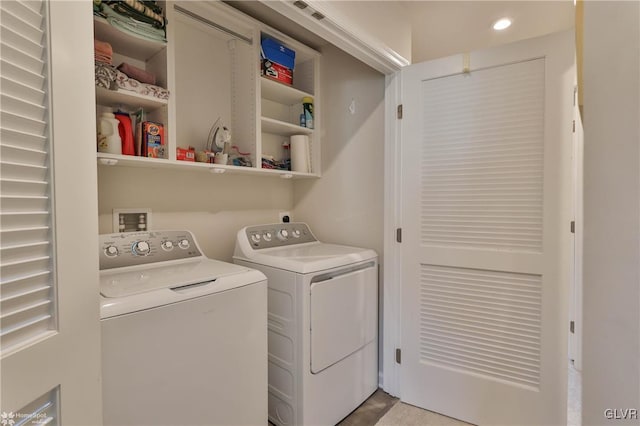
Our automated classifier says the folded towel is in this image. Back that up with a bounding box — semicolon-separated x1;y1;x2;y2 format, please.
102;4;166;42
94;39;113;57
95;61;118;89
105;0;164;29
114;69;169;100
95;54;112;64
94;39;113;65
117;62;156;85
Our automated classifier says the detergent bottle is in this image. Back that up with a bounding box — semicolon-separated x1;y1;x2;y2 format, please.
97;112;122;155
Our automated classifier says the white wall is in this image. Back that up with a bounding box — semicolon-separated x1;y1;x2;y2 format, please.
582;2;640;424
98;167;292;262
293;44;385;258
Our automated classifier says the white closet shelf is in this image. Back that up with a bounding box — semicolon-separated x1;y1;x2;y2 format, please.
261;117;313;136
94;16;167;61
96;86;168;111
97;153;318;179
261;77;313;105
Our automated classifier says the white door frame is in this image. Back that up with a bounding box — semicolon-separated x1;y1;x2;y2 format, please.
382;71;402;395
570;98;584;371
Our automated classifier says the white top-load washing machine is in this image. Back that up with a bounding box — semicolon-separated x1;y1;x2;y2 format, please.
234;223;378;426
99;230;267;426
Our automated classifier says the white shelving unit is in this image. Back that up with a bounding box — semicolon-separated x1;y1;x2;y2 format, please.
93;9;170;158
94;1;320;178
261;117;313;136
261;77;312;105
94;16;166;60
95;86;168;111
257;29;320;175
96;153;317;179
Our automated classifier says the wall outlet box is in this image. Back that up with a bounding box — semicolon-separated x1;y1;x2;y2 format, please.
278;211;291;223
113;208;152;233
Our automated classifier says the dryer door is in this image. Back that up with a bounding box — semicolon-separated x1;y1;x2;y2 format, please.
309;261;377;373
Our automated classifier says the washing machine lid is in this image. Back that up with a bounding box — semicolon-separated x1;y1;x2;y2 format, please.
99;258;266;319
100;257;251;298
236;242;377;274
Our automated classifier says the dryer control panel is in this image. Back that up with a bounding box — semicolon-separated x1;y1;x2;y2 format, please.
245;222;316;249
99;230;202;270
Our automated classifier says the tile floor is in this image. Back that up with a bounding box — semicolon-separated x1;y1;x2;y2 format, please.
338;389;399;426
289;361;581;426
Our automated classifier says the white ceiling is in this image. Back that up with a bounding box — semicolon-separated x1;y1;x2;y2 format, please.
226;1;575;68
403;1;575;63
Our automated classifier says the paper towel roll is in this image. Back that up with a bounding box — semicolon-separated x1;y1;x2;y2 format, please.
290;135;311;173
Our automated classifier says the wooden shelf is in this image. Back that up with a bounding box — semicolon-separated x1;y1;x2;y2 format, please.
261;117;313;136
96;153;318;179
96;86;168;111
94;16;166;61
261;77;312;105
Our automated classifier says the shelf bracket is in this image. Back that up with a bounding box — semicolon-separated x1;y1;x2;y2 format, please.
98;158;119;166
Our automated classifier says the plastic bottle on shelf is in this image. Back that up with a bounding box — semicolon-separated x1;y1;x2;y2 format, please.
302;96;313;129
114;111;135;156
282;139;291;171
97;112;122;155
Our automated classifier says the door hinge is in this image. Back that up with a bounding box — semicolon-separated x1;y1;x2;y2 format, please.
570;321;575;334
397;104;403;119
396;228;402;243
572;120;575;133
395;348;401;364
570;220;575;234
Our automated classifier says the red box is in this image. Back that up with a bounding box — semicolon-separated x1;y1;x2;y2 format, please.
176;147;195;162
261;59;293;86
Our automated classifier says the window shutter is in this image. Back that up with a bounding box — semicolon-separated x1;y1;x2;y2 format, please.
0;0;56;354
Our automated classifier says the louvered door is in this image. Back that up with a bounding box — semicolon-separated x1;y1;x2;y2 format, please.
1;0;55;355
399;32;574;425
1;1;102;423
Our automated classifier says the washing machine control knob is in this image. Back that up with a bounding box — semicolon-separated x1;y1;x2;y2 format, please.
161;241;174;251
263;232;272;242
277;229;289;241
105;245;119;257
133;241;150;256
251;233;261;243
178;239;190;249
292;229;301;238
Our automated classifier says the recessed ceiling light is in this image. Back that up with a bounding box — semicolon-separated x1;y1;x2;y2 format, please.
493;18;512;31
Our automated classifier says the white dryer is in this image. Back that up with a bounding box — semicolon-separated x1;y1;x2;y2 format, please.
99;230;267;426
234;223;378;426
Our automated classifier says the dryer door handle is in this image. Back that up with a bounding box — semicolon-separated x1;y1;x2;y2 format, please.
310;261;376;284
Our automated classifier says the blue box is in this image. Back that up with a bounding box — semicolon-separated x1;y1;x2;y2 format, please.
261;37;296;70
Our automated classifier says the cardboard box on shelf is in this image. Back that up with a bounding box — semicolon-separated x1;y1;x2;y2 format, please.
139;121;165;158
261;59;293;85
176;147;195;162
261;37;295;86
261;37;296;69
